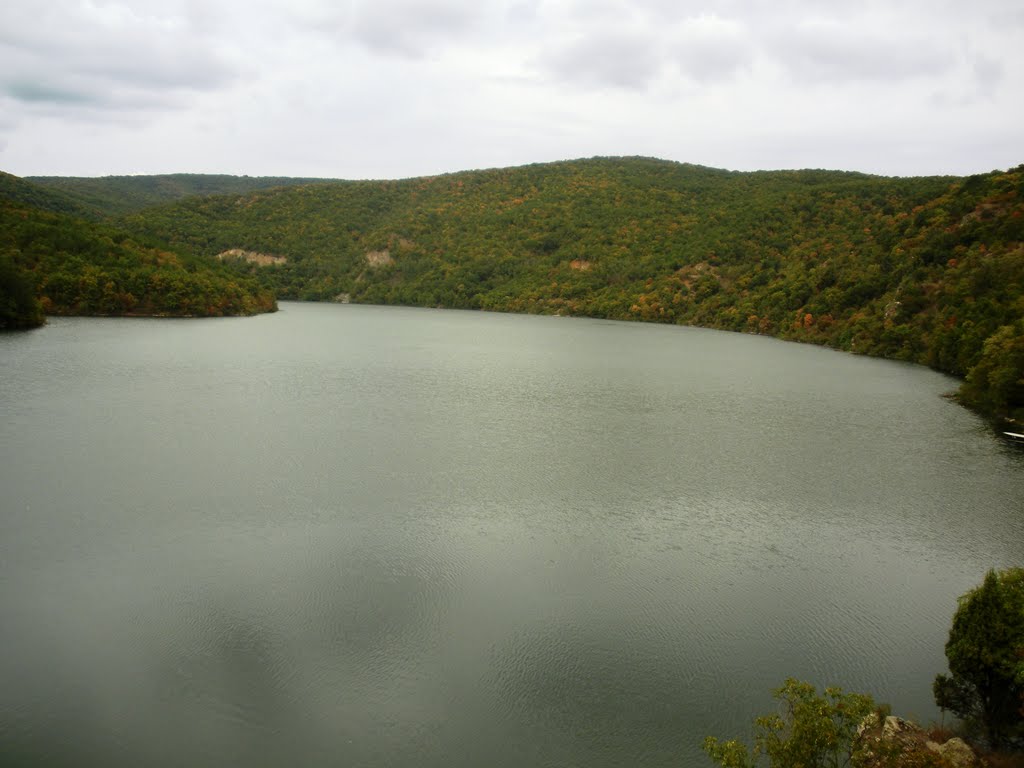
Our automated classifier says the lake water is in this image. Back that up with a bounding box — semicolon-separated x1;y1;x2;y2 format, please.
2;301;1022;767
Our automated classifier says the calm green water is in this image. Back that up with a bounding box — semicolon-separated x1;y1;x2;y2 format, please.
2;302;1022;767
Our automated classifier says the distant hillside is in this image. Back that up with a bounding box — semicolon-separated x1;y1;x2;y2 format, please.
117;156;1023;420
0;175;276;327
27;173;336;217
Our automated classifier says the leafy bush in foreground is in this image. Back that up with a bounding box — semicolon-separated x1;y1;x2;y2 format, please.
704;679;876;768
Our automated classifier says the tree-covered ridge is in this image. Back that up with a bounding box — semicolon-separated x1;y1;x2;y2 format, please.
118;157;1024;419
119;158;954;308
0;193;276;326
26;173;337;217
0;170;97;219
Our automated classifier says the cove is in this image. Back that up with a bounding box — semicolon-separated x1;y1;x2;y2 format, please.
1;301;1022;768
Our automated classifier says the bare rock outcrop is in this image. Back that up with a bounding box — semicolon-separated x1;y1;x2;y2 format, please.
365;249;393;267
216;248;287;266
925;738;977;768
855;714;979;768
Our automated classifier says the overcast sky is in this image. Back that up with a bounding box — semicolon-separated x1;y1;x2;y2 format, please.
1;0;1021;179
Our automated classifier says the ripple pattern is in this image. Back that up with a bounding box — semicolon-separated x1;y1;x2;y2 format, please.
1;303;1022;767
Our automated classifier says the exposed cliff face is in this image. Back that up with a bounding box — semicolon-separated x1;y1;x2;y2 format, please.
216;248;287;266
364;249;393;267
855;714;980;768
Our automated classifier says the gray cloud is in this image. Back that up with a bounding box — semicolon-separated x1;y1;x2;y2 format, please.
984;0;1024;27
349;0;482;58
0;0;237;113
671;16;751;83
0;0;1021;178
970;53;1004;90
536;6;756;89
505;0;541;26
539;32;664;90
769;22;955;84
5;81;103;106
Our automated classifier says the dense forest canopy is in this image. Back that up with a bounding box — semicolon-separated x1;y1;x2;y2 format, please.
3;157;1022;420
0;174;276;326
0;170;97;219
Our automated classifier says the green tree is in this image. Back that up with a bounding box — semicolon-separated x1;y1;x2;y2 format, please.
934;568;1024;749
959;324;1024;419
703;679;876;768
0;252;44;329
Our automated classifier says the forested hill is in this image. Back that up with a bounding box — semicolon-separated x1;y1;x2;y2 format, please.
118;157;1024;420
26;173;336;217
0;170;97;219
0;173;277;328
